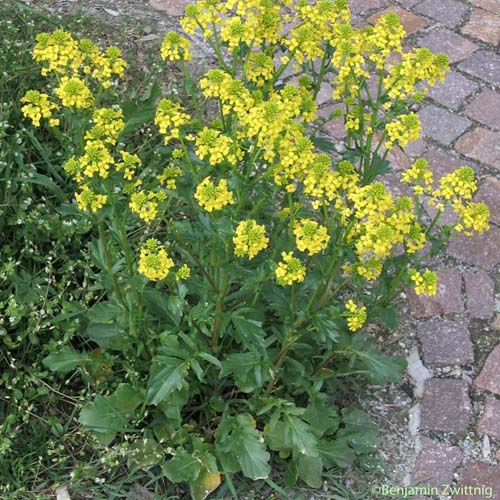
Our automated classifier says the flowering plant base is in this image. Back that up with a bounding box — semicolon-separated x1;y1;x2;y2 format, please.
25;0;490;496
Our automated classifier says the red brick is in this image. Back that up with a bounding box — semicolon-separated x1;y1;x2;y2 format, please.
455;127;500;169
475;344;500;396
420;379;472;434
411;437;463;488
455;461;500;500
428;71;479;111
419;105;471;146
415;0;468;28
464;268;495;320
418;29;477;64
462;8;500;45
368;6;426;35
466;89;500;130
475;176;500;226
478;396;500;439
448;227;500;270
407;268;464;318
459;50;500;86
469;0;500;16
417;319;474;367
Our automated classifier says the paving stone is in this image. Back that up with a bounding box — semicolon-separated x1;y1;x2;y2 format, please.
411;437;463;488
469;0;500;16
418;105;471;146
455;127;500;169
424;149;463;188
387;146;411;171
348;0;386;15
368;6;426;35
459;50;500;86
428;71;479;111
420;379;472;434
397;0;422;7
462;8;500;45
475;176;500;226
466;90;500;130
318;104;346;140
464;268;495;320
407;268;464;318
417;29;477;64
476;344;500;395
448;227;500;270
316;82;333;107
404;137;427;157
417;319;474;367
149;0;190;16
455;461;500;500
415;0;468;28
478;396;500;439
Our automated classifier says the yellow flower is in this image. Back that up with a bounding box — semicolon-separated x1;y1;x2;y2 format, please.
275;251;306;286
409;268;437;296
233;220;269;259
116;151;140;180
138;239;174;281
91;46;127;87
176;264;191;280
246;52;274;86
161;31;192;61
195;127;241;166
454;202;490;235
344;299;367;332
80;140;114;178
294;219;330;256
401;158;433;195
154;99;190;144
33;29;80;76
385;113;421;149
194;177;234;212
75;185;107;212
433;166;476;201
129;191;161;222
21;90;59;127
157;164;182;189
55;77;94;109
85;107;124;145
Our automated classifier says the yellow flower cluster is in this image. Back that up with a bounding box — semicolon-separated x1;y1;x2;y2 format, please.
409;269;438;296
154;99;191;143
233;220;269;259
176;264;191;280
75;185;108;212
245;52;274;86
138;239;174;281
294;219;330;256
275;251;306;286
195;127;241;166
194;177;234;212
116;152;141;180
86;107;124;145
401;158;433;195
344;300;367;332
129;190;166;223
20;90;59;127
158;164;182;189
161;31;192;61
385;113;422;150
79;140;114;179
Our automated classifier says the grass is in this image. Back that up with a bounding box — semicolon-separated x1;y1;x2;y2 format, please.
0;2;380;498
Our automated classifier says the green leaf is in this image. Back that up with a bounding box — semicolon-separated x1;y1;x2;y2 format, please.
79;384;142;446
337;408;380;456
25;172;65;202
317;439;356;468
313;136;337;154
90;301;124;323
162;448;201;483
298;455;323;488
217;414;271;481
42;346;89;373
220;352;269;393
303;394;339;437
353;344;406;384
86;322;123;350
231;314;266;351
265;413;318;458
189;470;221;500
128;438;163;469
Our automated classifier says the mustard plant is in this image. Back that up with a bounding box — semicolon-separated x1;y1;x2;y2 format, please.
23;0;490;496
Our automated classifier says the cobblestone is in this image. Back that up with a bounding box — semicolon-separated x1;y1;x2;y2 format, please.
478;396;500;439
465;90;500;130
459;50;500;86
448;227;500;270
475;177;500;226
415;0;468;28
455;127;500;169
462;8;500;45
464;269;495;320
419;105;471;146
368;6;426;34
428;71;479;111
420;379;472;434
475;345;500;396
455;461;500;500
418;29;477;63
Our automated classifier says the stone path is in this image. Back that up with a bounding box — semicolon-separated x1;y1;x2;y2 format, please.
345;0;500;497
32;0;500;496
